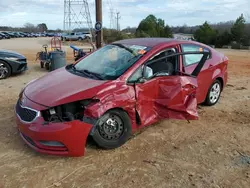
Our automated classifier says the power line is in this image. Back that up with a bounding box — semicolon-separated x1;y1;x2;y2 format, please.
109;8;114;29
115;12;121;31
63;0;93;36
106;0;116;29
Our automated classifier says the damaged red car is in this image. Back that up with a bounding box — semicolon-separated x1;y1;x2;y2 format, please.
15;38;228;156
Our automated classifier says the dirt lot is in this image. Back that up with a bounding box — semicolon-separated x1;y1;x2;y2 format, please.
0;38;250;188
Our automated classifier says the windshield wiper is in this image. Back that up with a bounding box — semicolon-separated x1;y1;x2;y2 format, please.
82;69;104;80
113;43;134;54
70;65;103;80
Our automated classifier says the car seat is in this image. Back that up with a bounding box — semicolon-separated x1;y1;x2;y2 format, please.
148;51;175;76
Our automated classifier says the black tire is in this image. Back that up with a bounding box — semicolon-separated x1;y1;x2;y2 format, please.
204;80;222;106
78;37;83;41
45;63;50;70
40;61;44;68
0;61;11;79
92;109;132;149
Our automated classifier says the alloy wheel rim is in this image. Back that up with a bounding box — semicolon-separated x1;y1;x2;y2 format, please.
209;83;221;104
99;114;124;140
0;63;8;78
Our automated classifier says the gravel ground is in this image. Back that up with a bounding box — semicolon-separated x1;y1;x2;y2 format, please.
0;38;250;188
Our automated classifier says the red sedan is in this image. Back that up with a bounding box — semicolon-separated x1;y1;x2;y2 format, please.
15;38;228;156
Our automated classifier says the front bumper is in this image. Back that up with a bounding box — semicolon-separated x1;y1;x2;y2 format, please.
15;100;93;157
8;59;28;73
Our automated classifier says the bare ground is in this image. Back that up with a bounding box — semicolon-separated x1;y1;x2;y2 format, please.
0;38;250;188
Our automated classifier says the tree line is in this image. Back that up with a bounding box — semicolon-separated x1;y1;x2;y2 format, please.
1;14;249;48
194;14;250;47
119;14;250;48
0;23;57;33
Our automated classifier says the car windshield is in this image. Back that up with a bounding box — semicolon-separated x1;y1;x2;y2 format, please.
73;44;150;80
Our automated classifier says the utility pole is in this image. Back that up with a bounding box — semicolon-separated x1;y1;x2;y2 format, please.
68;0;71;32
95;0;102;49
109;8;114;29
116;12;121;31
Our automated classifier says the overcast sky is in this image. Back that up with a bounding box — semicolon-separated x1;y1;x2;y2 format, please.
0;0;249;30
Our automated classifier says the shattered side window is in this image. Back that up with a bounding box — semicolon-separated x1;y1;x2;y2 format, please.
181;44;210;67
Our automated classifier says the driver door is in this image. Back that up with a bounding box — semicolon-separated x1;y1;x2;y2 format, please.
133;50;209;127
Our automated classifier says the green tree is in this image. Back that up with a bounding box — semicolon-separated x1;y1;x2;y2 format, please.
37;23;48;32
194;21;217;45
164;25;173;38
135;15;172;38
231;14;246;43
215;31;232;48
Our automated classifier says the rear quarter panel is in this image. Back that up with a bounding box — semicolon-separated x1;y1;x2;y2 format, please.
210;49;228;89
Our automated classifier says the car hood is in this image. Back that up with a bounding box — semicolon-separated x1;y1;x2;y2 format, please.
24;67;108;107
0;49;25;59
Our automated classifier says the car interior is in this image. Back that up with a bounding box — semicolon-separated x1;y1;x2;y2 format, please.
144;48;178;78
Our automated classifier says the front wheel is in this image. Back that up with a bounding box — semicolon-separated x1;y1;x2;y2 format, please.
92;109;132;149
204;80;222;106
0;61;11;79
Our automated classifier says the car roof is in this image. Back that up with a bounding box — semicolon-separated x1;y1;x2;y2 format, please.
113;38;209;49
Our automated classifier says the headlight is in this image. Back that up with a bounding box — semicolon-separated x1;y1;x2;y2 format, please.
5;57;19;61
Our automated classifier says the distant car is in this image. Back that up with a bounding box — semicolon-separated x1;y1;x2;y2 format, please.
12;32;23;38
45;33;55;37
30;33;37;37
0;50;28;79
15;38;228;156
0;33;10;39
62;32;92;41
3;32;16;38
18;32;28;37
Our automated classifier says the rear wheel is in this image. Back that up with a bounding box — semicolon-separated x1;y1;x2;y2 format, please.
0;61;11;79
40;61;44;68
204;80;222;106
92;109;132;149
45;63;50;70
78;37;83;41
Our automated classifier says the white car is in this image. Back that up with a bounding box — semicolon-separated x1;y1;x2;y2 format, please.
62;32;92;41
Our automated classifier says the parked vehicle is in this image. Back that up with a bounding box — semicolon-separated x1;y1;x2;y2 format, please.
23;32;31;37
30;33;37;37
12;32;23;38
3;32;16;38
15;38;228;156
19;32;28;37
0;49;28;79
62;32;92;41
45;33;55;37
0;33;10;39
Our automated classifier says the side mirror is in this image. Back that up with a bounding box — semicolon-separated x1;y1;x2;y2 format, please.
137;77;147;83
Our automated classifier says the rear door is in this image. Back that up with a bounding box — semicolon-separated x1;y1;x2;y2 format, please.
133;50;209;126
180;44;214;103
